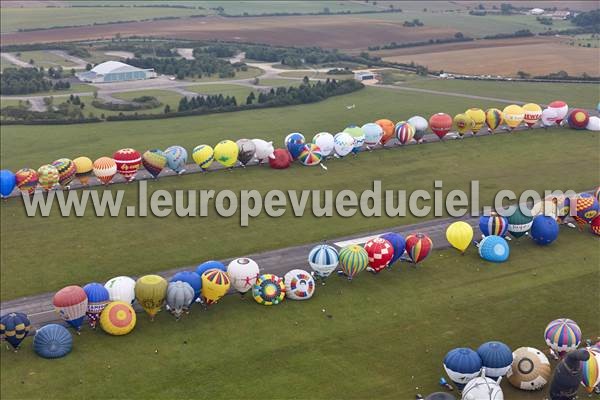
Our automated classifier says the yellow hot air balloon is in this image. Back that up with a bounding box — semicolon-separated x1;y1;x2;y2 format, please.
522;103;542;128
192;145;214;171
453;113;474;136
213;140;239;168
446;221;474;253
485;108;504;133
201;269;230;305
502;105;525;130
73;156;93;186
100;301;137;336
135;275;167;319
465;108;486;134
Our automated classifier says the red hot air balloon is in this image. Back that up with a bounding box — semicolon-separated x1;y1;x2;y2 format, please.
269;148;293;169
567;109;590;130
547;101;568;125
52;286;88;333
15;168;39;195
113;148;142;182
405;233;433;264
364;238;394;273
429;113;453;140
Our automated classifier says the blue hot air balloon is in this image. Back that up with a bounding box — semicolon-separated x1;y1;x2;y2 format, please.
477;341;513;381
443;348;482;389
530;215;559;246
195;261;227;289
0;312;31;350
165;145;188;174
33;324;73;359
83;283;110;329
0;170;17;197
478;235;509;263
479;214;508;237
285;132;305;160
170;271;201;301
380;233;406;267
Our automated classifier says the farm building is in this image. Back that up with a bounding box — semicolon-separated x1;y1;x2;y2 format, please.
529;8;545;15
354;71;377;81
76;61;156;83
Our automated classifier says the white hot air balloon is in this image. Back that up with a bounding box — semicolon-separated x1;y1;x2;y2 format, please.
166;281;195;319
586;116;600;131
104;276;136;304
284;269;315;300
361;123;384;147
333;132;354;157
407;115;429;142
252;139;275;163
540;108;559;127
312;132;335;157
227;258;260;293
308;244;339;281
461;373;504;400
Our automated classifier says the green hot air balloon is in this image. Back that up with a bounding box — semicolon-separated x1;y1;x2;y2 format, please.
507;207;533;238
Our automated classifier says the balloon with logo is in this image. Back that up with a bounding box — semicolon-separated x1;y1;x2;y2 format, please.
478;235;509;263
0;170;17;197
429;113;452;140
0;312;31;350
93;157;117;185
566;192;599;228
37;164;59;191
364;237;394;273
252;139;275;163
33;324;72;359
165;145;188;174
269;148;293;169
52;158;77;188
308;244;339;281
507;207;533;238
344;125;365;154
446;221;473;253
540;108;558;127
380;232;406;267
100;301;136;336
298;143;323;166
405;233;432;264
362;122;384;147
465;108;486;134
170;271;201;302
395;121;415;144
104;276;136;304
227;258;260;294
312;132;335;157
530;215;559;245
166;281;195;320
479;213;509;237
544;318;581;357
522;103;542;128
507;347;551;391
375;119;395;145
454;113;474;136
213;140;239;168
407;116;428;142
333;132;354;157
142;149;167;178
252;274;286;305
339;244;369;280
191;145;214;171
135;275;168;320
53;285;88;333
201;269;230;306
502;105;525;130
581;348;600;393
236;139;256;167
485;108;503;133
113;148;141;182
15;168;38;195
548;100;568;125
82;282;109;329
567;108;590;130
443;348;482;390
284;269;315;300
587;116;600;131
73;156;93;186
477;341;513;381
285;132;305;160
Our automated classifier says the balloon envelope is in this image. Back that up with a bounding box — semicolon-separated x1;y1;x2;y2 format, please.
478;235;509;263
252;274;286;305
485;108;503;132
462;376;504;400
567;108;590;130
395;121;415;144
522;103;542;127
192;145;214;170
361;123;383;146
446;221;474;253
339;244;369;280
166;281;195;319
52;285;88;332
201;269;230;305
15;168;38;195
540;108;558;127
343;125;365;154
587;116;600;131
113;148;141;182
252;139;274;161
196;261;227;287
464;108;486;134
312;132;334;156
285;133;305;159
308;244;339;279
104;276;136;304
298;143;322;166
405;233;432;264
477;341;513;380
407;116;428;140
227;258;260;293
479;214;508;237
379;233;406;266
37;164;59;191
453;113;474;136
443;347;482;390
0;312;31;349
333;132;354;157
93;157;117;185
502;105;525;129
33;324;72;359
83;282;109;328
507;207;533;238
548;100;568;124
100;301;136;335
364;238;394;272
165;145;188;173
507;347;551;391
284;269;315;300
236;139;256;166
214;140;239;168
170;271;201;301
429;113;452;139
51;158;77;188
530;215;559;245
135;275;168;318
142;149;167;178
269;148;293;169
0;170;16;196
375;119;395;145
544;318;581;357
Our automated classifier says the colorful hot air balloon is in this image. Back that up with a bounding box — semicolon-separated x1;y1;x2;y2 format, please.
269;148;293;169
214;140;239;168
479;213;509;237
73;156;93;186
507;347;551;391
165;145;188;174
522;103;542;128
53;285;88;332
405;233;432;264
453;113;474;136
530;215;559;245
379;232;406;267
544;318;582;357
312;132;335;157
548;100;568;125
284;269;315;300
201;269;230;305
113;148;141;182
0;312;31;350
362;122;384;147
100;301;136;336
478;235;509;263
166;281;195;320
549;349;590;398
37;164;59;191
298;143;323;166
285;132;305;160
333;132;354;157
141;149;167;179
507;207;533;238
407;116;428;142
93;157;117;185
104;276;136;304
338;244;368;280
429;113;453;140
591;215;600;236
581;348;600;393
364;237;394;273
570;192;600;226
227;258;259;294
0;169;17;197
477;341;513;381
252;274;286;305
308;244;339;281
195;260;227;283
170;271;201;301
252;139;274;163
83;283;109;329
236;139;256;167
15;168;38;195
443;348;482;390
465;108;485;134
135;275;168;320
502;105;525;130
51;158;76;188
343;125;365;154
446;221;473;253
33;324;72;359
395;121;415;144
567;108;590;130
485;108;503;133
375;119;395;145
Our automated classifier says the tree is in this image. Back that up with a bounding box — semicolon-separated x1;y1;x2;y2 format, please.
500;3;513;15
455;32;464;39
29;59;35;65
323;7;330;13
517;70;530;79
93;91;98;99
246;91;255;105
164;104;171;113
302;76;310;85
86;63;92;71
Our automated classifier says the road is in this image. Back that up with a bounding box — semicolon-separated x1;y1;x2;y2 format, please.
0;52;33;68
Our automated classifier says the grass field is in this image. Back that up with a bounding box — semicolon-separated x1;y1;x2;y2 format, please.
111;90;183;111
11;51;80;69
279;70;353;80
2;83;96;99
258;78;303;87
0;230;597;399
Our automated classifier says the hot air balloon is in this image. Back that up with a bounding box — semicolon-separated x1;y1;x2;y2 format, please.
104;276;136;304
333;132;354;157
195;260;227;284
170;271;201;301
407;116;429;142
227;258;260;294
567;108;590;130
425;393;456;400
93;157;117;185
298;143;323;166
570;192;599;226
479;213;509;237
548;100;568;125
507;207;533;238
544;318;581;357
443;348;482;390
252;274;286;305
454;113;474;136
478;235;509;263
540;108;558;127
312;132;335;157
269;148;293;169
100;301;136;335
285;132;305;147
507;347;551;391
308;244;339;281
0;312;31;350
395;121;415;144
51;158;76;188
285;132;305;160
477;341;513;381
252;139;275;163
113;148;141;182
37;164;59;191
587;116;600;131
344;125;365;154
485;108;503;133
0;169;17;197
53;285;88;333
595;186;600;204
530;215;559;245
338;244;368;280
142;149;167;179
362;122;384;147
166;281;195;320
236;139;256;167
201;269;230;305
15;168;38;195
591;215;600;236
446;221;474;253
33;324;72;359
213;140;239;168
165;145;188;174
465;108;486;134
549;349;590;399
364;237;394;273
461;373;504;400
405;233;432;264
83;282;109;329
502;105;525;130
430;113;453;140
375;119;395;145
73;156;93;186
135;275;168;320
379;232;406;267
522;103;542;128
284;269;315;300
581;348;600;393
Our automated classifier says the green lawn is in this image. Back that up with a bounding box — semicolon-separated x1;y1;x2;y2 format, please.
1;230;597;399
112;90;183;111
279;70;353;80
2;83;95;99
0;99;28;109
10;51;80;69
187;84;254;103
259;78;303;87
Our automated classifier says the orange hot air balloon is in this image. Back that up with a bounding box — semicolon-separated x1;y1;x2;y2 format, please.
429;113;452;140
375;119;395;146
93;157;117;185
15;168;38;195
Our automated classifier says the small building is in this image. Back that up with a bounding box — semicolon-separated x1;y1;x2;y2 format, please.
76;61;156;83
354;71;376;81
530;8;545;15
549;11;570;20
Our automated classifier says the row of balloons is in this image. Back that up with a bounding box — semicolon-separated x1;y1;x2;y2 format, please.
1;100;597;197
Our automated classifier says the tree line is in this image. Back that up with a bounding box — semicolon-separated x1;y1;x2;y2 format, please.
0;68;71;95
126;55;244;79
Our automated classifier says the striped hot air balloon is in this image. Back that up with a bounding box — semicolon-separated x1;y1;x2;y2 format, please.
51;158;77;188
15;168;39;195
485;108;503;133
83;283;109;329
252;274;286;305
395;121;415;145
0;312;31;350
201;269;230;305
93;157;117;185
192;145;213;170
298;143;323;166
479;213;509;237
544;318;582;357
37;164;59;192
53;285;88;333
581;348;600;393
142;149;167;179
308;244;339;280
113;148;142;182
338;244;369;280
405;233;432;264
